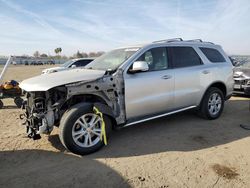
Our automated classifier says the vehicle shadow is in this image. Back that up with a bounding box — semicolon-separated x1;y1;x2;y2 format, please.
48;99;250;158
232;93;250;99
0;149;130;188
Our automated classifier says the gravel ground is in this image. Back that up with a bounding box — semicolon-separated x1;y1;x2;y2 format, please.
0;65;250;188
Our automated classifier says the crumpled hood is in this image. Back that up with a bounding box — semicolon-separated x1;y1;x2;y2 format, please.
42;66;65;73
20;69;106;92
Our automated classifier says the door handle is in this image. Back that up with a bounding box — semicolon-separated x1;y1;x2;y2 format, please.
161;75;172;79
202;70;210;74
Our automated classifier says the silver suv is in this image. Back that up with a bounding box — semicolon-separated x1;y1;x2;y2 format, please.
20;38;233;155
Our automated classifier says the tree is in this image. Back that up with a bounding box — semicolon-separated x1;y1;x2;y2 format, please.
81;52;88;58
96;51;105;57
61;55;68;59
75;50;83;58
54;47;62;55
88;52;96;57
40;53;48;58
33;51;40;58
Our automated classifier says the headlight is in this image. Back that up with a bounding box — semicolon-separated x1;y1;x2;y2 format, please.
247;80;250;85
234;71;243;77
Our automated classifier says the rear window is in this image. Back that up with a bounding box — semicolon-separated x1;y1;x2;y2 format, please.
169;47;202;68
200;47;226;63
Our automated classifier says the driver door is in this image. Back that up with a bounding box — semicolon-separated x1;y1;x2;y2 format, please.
124;47;175;120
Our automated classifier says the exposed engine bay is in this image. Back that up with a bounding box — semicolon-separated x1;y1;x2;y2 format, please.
20;70;125;140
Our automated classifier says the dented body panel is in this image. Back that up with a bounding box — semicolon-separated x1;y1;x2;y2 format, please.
20;69;106;91
65;69;126;124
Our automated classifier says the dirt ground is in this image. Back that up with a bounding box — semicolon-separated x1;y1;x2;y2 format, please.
1;65;250;188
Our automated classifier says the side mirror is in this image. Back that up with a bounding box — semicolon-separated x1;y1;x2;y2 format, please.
71;65;76;68
130;61;149;73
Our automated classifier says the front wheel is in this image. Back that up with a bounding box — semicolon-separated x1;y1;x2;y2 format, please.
59;103;112;155
199;87;224;120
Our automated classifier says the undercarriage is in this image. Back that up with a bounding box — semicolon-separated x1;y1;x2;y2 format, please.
20;87;66;139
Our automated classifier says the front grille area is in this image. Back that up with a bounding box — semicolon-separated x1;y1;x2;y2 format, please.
234;80;248;85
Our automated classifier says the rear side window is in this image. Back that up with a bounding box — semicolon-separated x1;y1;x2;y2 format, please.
169;47;202;68
200;47;226;63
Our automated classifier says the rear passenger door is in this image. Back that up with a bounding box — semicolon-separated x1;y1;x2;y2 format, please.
168;46;206;108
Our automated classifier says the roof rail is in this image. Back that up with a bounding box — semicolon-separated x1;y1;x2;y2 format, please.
186;39;214;44
203;41;215;45
152;38;215;45
153;38;183;43
186;39;203;42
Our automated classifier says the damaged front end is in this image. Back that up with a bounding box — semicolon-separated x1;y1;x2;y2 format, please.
20;87;66;139
19;67;127;140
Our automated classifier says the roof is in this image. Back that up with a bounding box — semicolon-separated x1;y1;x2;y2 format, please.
118;38;219;50
73;57;95;61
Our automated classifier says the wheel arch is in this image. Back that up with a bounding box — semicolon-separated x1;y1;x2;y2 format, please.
59;93;117;127
199;81;227;106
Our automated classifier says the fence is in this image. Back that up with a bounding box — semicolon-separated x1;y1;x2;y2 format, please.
0;57;67;65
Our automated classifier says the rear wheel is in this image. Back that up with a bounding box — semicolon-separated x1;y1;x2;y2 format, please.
199;87;224;120
59;103;112;155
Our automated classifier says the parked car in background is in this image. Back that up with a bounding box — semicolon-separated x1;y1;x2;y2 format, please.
42;58;94;74
233;61;250;95
30;61;37;65
37;61;44;65
20;38;233;155
47;60;55;65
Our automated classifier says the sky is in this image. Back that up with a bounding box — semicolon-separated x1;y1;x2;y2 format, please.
0;0;250;56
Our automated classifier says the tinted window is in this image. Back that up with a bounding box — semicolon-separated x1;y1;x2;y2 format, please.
73;59;92;67
136;47;168;71
170;47;202;68
200;47;226;63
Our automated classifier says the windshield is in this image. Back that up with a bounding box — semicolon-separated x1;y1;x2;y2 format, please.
85;48;140;70
60;60;74;68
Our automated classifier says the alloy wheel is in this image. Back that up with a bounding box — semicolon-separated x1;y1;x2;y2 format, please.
72;113;102;148
208;93;222;116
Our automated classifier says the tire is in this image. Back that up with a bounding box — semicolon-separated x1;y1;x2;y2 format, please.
0;100;3;109
59;103;112;155
14;97;23;108
199;87;224;120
